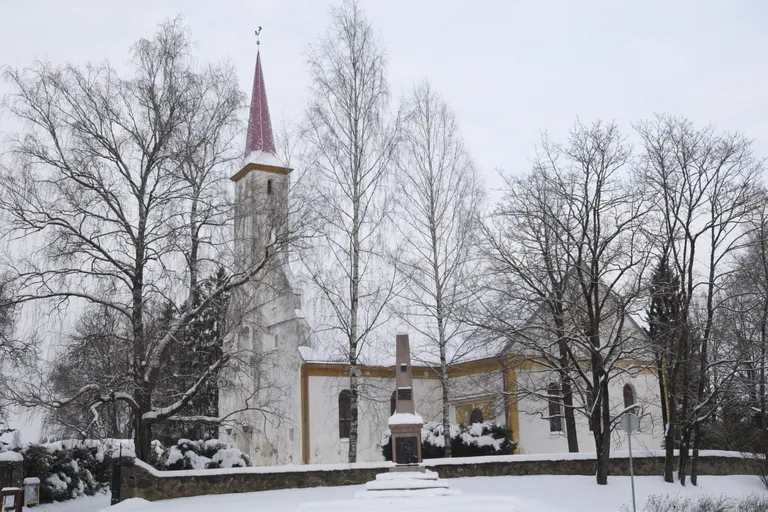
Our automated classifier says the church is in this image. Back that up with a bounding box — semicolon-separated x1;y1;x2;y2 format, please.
219;46;665;467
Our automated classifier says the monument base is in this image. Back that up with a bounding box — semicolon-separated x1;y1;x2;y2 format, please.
355;469;458;498
389;464;425;473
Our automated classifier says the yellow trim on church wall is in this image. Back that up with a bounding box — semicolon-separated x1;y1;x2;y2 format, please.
298;355;653;463
505;368;521;452
300;365;310;464
455;398;496;425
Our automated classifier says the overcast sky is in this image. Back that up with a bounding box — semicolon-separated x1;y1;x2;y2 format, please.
2;0;768;439
2;0;768;192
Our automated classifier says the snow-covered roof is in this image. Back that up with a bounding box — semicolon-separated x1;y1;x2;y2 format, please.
0;451;23;462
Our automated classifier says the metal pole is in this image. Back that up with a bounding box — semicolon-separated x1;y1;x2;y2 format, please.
628;432;637;512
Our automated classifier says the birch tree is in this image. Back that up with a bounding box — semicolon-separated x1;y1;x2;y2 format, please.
304;0;400;462
392;82;483;457
636;115;762;484
0;19;295;461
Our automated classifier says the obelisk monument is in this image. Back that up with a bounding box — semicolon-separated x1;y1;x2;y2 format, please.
388;329;423;469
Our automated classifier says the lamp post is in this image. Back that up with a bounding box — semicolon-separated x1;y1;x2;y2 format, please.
620;412;640;512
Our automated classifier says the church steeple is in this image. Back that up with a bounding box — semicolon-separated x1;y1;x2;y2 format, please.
244;49;276;156
231;38;292;182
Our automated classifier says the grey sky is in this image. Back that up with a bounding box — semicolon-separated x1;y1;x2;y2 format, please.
2;0;767;439
2;0;768;191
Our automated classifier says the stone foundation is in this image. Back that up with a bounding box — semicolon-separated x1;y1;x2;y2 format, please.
119;452;762;502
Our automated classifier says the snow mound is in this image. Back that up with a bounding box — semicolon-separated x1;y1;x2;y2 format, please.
389;413;424;425
0;451;23;462
101;497;153;511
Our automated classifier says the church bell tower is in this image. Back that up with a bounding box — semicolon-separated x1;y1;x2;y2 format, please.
222;34;311;466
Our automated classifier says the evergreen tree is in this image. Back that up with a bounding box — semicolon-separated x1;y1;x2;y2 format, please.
154;267;230;443
646;255;689;481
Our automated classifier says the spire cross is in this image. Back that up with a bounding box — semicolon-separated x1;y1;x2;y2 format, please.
255;26;262;47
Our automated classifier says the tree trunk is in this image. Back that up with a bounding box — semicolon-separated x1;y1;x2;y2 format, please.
561;375;579;453
441;374;452;457
348;173;361;463
679;428;691;485
595;375;611;485
691;424;701;485
657;357;668;433
349;367;359;463
134;385;152;461
663;393;677;483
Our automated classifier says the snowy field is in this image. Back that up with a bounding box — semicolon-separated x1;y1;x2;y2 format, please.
27;474;768;512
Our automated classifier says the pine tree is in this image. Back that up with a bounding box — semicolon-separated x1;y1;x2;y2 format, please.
154;267;230;443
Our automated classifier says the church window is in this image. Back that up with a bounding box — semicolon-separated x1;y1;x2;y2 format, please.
390;390;397;415
339;389;353;439
548;383;563;432
469;408;484;425
267;179;273;195
623;383;636;410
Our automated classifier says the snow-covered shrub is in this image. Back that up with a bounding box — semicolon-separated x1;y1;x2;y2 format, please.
626;494;768;512
0;436;248;504
153;439;250;470
381;421;516;461
14;442;110;503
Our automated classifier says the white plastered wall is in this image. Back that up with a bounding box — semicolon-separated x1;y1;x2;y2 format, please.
306;373;442;464
514;369;664;455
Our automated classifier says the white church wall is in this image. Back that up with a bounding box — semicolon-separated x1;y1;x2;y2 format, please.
306;373;442;464
514;368;663;454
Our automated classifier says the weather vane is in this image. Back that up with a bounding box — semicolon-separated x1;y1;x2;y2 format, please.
255;26;262;47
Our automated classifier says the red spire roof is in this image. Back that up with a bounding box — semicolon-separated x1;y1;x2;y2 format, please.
244;50;276;155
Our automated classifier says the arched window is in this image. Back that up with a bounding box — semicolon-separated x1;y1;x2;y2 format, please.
339;389;352;439
390;390;397;415
548;383;563;432
267;179;273;195
623;384;636;410
469;408;484;425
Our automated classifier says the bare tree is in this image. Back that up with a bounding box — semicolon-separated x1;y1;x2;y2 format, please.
0;19;295;461
302;0;400;462
44;305;133;439
391;81;483;456
480;163;581;453
483;121;652;484
636;115;762;484
0;275;31;432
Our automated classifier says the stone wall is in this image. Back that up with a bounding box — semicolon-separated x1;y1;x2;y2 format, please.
119;453;762;502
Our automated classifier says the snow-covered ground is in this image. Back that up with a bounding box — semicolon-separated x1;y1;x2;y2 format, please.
31;474;768;512
24;492;111;512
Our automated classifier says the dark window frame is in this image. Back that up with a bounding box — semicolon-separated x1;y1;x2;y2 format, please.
548;383;563;433
623;383;636;410
468;408;485;425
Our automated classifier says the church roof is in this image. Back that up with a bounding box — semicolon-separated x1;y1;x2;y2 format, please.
233;47;290;180
245;50;275;156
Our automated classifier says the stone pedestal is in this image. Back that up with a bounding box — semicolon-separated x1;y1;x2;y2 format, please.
356;330;455;498
390;332;423;470
389;422;423;471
